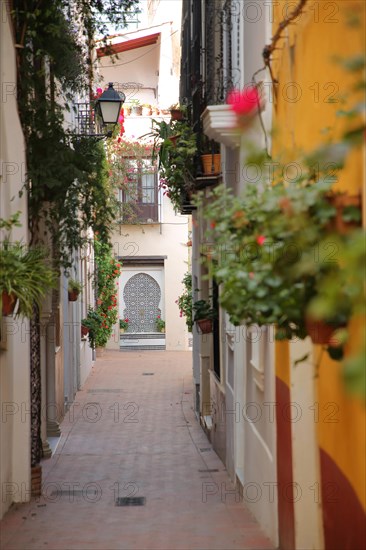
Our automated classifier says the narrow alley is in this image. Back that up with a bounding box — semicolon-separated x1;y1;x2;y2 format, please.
0;351;273;550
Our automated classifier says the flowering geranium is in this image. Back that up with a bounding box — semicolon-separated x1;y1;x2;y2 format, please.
156;316;165;331
120;318;129;329
83;239;121;348
227;86;261;115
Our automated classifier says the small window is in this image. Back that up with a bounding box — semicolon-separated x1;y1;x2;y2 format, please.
118;158;159;223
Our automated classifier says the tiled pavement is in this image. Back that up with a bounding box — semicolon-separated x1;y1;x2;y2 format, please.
0;351;274;550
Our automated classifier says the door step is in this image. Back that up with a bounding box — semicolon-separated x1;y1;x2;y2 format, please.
120;332;166;350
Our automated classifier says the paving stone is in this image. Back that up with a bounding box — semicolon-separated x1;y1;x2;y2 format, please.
0;350;274;550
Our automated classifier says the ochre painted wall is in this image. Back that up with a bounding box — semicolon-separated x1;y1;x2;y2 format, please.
272;1;365;547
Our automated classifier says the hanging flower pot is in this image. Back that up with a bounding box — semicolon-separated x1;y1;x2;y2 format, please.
305;317;346;346
68;290;79;302
201;154;221;176
196;318;213;334
2;291;17;316
326;193;362;234
81;325;90;337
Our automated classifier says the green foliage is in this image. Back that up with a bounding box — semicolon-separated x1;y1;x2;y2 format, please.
151;119;197;211
119;317;129;329
81;309;102;349
93;238;121;347
156;316;165;331
0;215;57;318
107;136;155;224
198;168;362;341
10;0;138;267
68;278;82;293
193;299;216;322
176;272;193;331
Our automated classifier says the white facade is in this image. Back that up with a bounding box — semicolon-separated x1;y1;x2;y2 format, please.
0;11;31;518
98;6;190;352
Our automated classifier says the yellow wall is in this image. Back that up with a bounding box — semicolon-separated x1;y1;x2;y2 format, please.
272;0;365;510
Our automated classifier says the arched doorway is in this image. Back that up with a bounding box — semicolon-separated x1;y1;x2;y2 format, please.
123;273;161;333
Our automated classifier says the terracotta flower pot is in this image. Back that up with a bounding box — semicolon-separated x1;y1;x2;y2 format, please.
305;318;345;346
170;109;183;121
131;105;142;116
326;193;362;234
196;318;213;334
81;325;89;337
142;106;152;116
68;290;79;302
2;291;17;316
201;154;221;176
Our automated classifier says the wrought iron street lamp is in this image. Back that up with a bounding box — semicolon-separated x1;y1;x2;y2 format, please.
95;82;126;126
75;82;126;140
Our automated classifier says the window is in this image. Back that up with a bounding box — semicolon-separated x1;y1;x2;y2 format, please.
118;158;159;223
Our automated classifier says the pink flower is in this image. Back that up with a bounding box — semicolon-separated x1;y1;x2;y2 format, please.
227;86;261;116
256;235;266;246
249;272;254;279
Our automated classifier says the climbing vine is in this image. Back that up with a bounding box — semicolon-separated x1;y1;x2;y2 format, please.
9;0;139;267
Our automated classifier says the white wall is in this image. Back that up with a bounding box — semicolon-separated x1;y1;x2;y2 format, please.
99;21;188;351
0;10;31;518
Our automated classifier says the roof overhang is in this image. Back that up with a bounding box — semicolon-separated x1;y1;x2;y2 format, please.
97;32;160;58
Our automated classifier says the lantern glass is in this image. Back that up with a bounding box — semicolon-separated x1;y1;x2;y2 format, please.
96;83;125;125
98;101;122;125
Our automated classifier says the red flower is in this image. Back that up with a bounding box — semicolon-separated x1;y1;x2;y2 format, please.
210;221;216;229
256;235;266;246
227;86;261;116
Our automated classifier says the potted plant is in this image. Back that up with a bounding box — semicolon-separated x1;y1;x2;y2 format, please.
201;137;221;176
123;104;131;116
142;103;152;116
0;213;57;318
130;99;142;116
120;318;129;333
198;171;345;342
68;278;82;301
176;272;193;331
193;299;216;334
81;308;102;348
169;103;186;121
156;315;165;332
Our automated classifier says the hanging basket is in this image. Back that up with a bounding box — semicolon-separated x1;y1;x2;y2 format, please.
1;291;17;316
196;318;213;334
68;290;79;302
305;318;345;346
201;154;221;176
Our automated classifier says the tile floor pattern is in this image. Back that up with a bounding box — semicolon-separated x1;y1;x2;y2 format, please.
1;351;274;550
